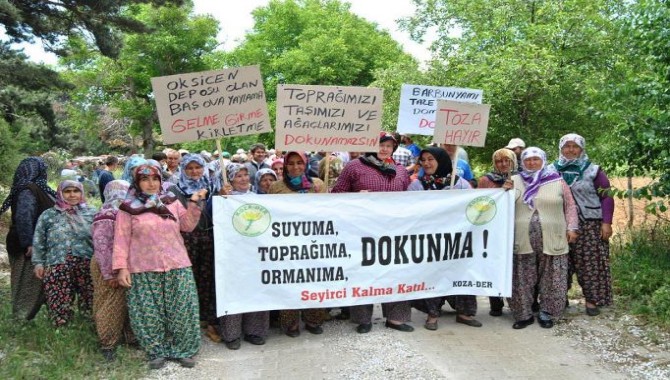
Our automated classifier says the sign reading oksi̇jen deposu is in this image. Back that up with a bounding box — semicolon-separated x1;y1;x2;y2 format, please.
275;84;383;152
212;189;515;316
151;65;271;144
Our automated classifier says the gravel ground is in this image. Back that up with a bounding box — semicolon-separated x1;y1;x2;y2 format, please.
1;241;668;379
142;303;670;380
556;304;670;380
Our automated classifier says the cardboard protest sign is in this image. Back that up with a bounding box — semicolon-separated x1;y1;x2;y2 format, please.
397;84;482;135
275;84;383;152
213;189;514;315
151;65;271;144
433;100;491;147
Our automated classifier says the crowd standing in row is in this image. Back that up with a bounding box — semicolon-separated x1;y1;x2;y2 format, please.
1;133;614;369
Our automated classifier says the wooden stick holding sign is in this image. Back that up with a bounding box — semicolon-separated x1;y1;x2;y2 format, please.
322;152;333;193
216;138;227;192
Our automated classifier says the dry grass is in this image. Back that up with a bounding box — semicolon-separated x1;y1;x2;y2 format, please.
609;177;669;236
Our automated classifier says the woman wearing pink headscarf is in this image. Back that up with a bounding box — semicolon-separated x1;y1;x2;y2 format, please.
504;147;579;329
32;180;97;326
268;151;327;337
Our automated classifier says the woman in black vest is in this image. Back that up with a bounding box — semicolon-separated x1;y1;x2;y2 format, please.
550;134;614;316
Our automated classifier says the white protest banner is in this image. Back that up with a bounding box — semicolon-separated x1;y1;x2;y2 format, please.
433;100;491;147
213;189;514;316
275;84;383;152
397;84;483;136
151;65;271;144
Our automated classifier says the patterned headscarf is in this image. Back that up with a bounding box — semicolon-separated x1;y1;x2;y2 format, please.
226;163;252;194
282;152;314;193
54;180;90;231
178;154;212;196
485;148;518;186
519;147;562;209
120;164;177;220
553;133;591;185
207;159;223;192
271;158;284;179
55;180;88;211
1;157;57;215
419;147;456;190
255;168;277;194
121;155;147;182
93;180;130;223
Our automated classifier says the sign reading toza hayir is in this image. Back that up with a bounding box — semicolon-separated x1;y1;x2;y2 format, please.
212;190;514;316
151;65;271;144
275;84;383;152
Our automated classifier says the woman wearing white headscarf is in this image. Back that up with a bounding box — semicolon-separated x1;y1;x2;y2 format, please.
549;134;614;316
219;163;270;349
503;147;579;329
254;168;278;194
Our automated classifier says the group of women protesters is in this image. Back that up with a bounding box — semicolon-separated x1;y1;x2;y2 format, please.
2;131;614;369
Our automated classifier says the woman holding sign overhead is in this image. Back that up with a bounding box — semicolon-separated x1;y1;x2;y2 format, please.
167;153;221;343
268;151;327;337
408;147;482;330
331;132;414;333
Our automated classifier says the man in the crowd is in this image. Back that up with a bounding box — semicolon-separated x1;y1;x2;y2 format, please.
393;133;417;173
244;143;270;180
401;134;421;162
152;151;173;182
98;155;119;202
165;149;181;174
505;138;526;170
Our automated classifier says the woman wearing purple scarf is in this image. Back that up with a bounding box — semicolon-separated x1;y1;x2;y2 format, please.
503;147;579;329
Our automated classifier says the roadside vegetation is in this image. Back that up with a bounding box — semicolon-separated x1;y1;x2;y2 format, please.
611;222;670;328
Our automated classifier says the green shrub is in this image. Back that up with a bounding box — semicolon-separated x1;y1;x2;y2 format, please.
0;283;147;379
612;223;670;326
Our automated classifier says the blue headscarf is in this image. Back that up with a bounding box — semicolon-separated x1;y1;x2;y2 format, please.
178;154;212;196
121;155;147;182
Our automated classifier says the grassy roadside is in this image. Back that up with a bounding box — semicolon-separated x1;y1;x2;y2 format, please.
0;277;147;379
611;222;670;328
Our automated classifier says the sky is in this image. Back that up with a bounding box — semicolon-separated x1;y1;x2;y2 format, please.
9;0;433;65
191;0;433;62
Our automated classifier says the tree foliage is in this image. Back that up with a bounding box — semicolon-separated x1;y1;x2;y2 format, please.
401;0;627;164
596;0;670;210
1;0;185;58
60;3;219;156
221;0;416;147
